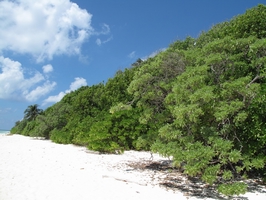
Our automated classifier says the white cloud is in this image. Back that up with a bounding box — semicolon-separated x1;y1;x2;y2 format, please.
42;64;53;73
128;51;136;59
0;1;109;104
0;0;94;62
101;24;110;34
96;38;102;46
141;48;167;60
43;77;87;105
95;24;112;46
41;92;66;105
96;36;113;46
95;24;110;35
24;81;57;101
0;56;56;101
104;36;113;44
67;77;87;92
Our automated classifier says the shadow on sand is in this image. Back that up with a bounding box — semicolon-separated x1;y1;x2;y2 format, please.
128;160;266;200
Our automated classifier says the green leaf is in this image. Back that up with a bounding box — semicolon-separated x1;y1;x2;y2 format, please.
218;182;247;196
228;150;242;164
202;165;220;185
222;170;233;180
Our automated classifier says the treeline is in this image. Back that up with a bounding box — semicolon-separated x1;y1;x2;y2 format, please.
11;5;266;196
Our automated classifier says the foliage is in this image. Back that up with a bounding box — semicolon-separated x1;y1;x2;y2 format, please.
10;119;28;134
29;102;71;139
23;104;43;121
86;108;154;153
152;5;266;196
10;5;266;196
50;129;74;144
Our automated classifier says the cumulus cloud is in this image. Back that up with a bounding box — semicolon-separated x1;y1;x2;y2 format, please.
24;81;57;102
0;0;110;103
43;77;87;105
42;64;53;73
67;77;87;92
0;0;93;62
0;56;56;101
42;92;66;105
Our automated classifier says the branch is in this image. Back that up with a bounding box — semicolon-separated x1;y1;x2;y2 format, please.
228;161;236;174
209;159;220;165
233;130;243;152
127;99;135;105
246;75;264;88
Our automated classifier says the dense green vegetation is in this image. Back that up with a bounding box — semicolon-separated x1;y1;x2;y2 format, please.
11;5;266;196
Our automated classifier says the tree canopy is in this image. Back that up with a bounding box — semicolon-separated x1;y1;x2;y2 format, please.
24;104;43;121
11;5;266;196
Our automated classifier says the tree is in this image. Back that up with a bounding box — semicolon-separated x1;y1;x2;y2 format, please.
128;50;186;123
24;104;43;121
36;102;71;139
9;5;266;196
152;6;266;195
132;58;143;67
86;108;149;153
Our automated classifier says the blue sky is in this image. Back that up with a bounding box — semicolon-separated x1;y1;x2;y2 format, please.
0;0;265;130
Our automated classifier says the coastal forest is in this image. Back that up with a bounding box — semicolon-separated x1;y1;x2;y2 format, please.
11;5;266;196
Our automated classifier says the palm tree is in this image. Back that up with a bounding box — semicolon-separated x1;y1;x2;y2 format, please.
24;104;43;121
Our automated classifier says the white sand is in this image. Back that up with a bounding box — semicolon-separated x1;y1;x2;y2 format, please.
0;134;265;200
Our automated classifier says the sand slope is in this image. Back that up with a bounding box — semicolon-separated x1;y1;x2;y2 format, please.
0;134;265;200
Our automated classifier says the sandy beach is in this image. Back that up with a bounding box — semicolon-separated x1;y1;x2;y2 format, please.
0;134;265;200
